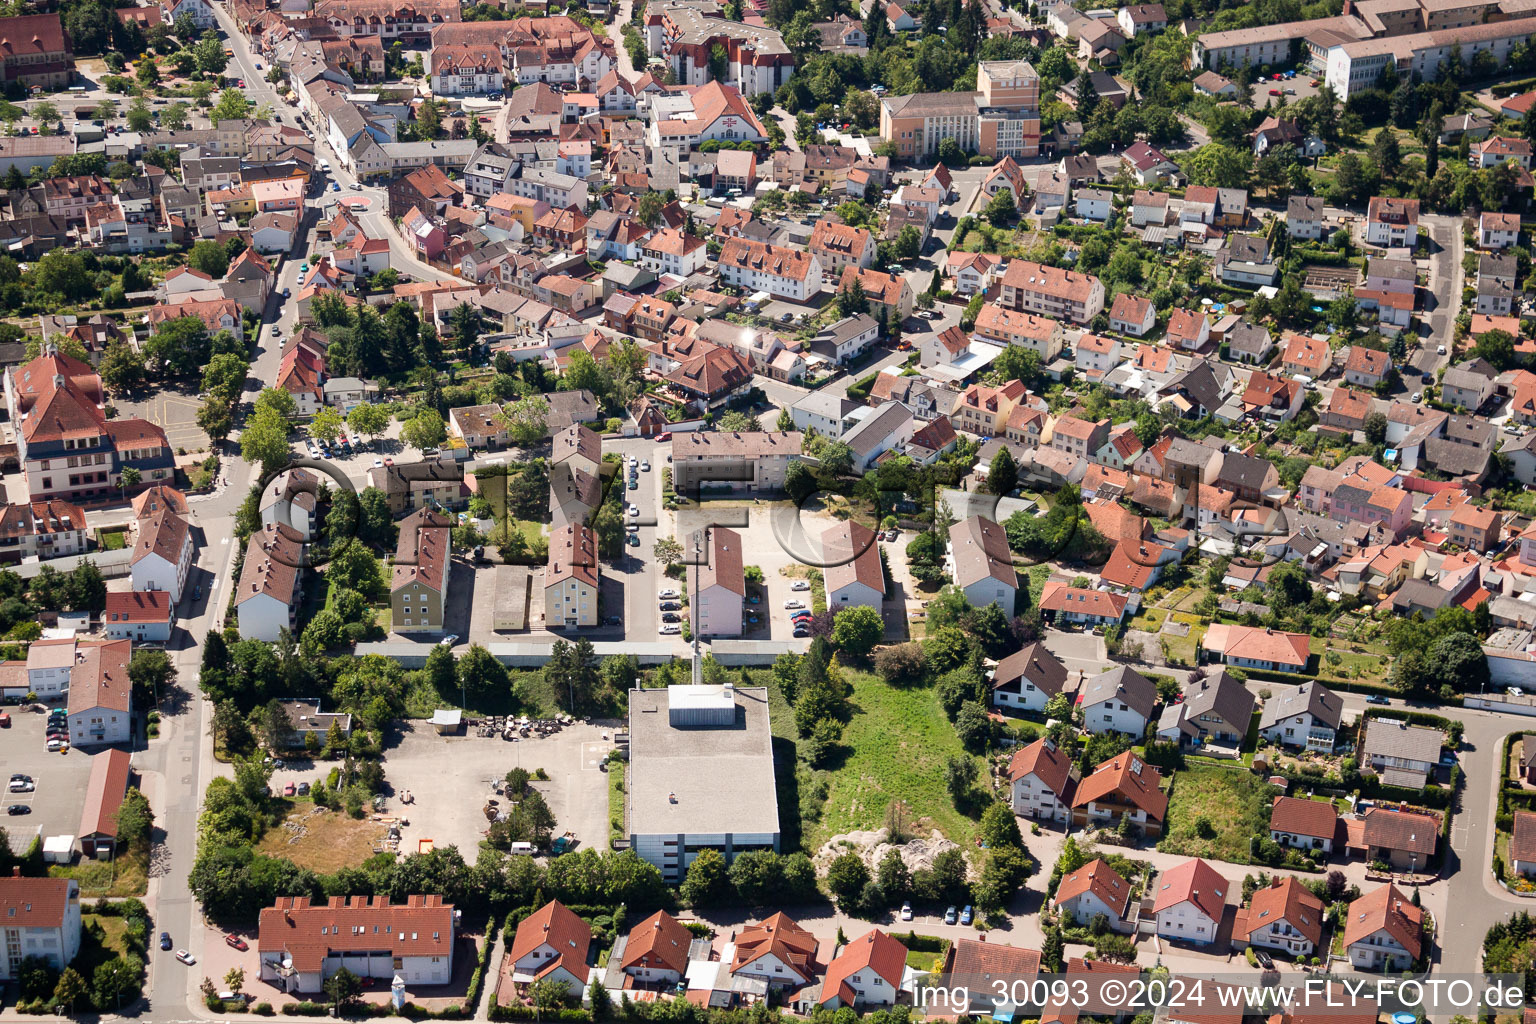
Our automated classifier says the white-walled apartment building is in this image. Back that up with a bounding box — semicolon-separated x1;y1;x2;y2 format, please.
691;526;745;638
0;876;81;982
428;44;504;95
545;523;599;630
627;684;779;882
879;59;1041;161
717;239;822;302
999;260;1105;324
671;431;802;494
645;0;795;96
1325;17;1536;100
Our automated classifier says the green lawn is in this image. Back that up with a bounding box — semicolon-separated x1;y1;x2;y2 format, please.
808;670;983;850
1310;636;1388;683
51;843;149;897
1158;766;1276;864
609;759;626;846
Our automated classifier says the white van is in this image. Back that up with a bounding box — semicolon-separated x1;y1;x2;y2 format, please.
508;842;536;856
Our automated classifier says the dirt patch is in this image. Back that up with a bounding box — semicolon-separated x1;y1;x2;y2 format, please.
255;801;388;872
815;827;963;876
1161;620;1191;636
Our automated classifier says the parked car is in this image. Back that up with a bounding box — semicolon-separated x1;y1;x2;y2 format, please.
660;624;681;635
944;906;958;925
784;599;805;609
628;534;640;546
439;634;459;647
655;432;671;441
296;782;310;796
6;805;28;815
660;601;682;611
641;461;651;472
791;580;811;591
9;780;33;792
900;902;913;921
1254;949;1274;969
1366;693;1390;705
283;782;296;797
658;588;681;599
224;934;248;951
661;613;681;623
161;932;173;951
959;905;973;925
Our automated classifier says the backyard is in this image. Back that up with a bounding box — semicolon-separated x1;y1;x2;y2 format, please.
50;845;148;898
254;799;388;873
1157;766;1277;863
804;669;984;851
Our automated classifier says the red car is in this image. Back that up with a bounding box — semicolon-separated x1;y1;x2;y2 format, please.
283;782;296;797
655;431;672;441
225;934;248;951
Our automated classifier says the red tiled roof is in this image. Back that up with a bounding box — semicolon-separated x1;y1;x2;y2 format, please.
1152;857;1228;922
259;895;455;974
1269;796;1337;840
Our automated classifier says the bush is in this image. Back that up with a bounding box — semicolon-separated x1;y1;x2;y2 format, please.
281;1003;330;1017
253;1003;275;1016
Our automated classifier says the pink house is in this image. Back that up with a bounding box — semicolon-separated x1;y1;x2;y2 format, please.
403;206;446;261
250;178;304;213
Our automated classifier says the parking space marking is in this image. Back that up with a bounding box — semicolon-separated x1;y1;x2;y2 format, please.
581;742;610;770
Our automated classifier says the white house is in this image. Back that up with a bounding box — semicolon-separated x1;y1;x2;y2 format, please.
0;876;81;982
1006;738;1075;823
505;900;591;997
1079;665;1157;737
1076;187;1113;222
1153;858;1228;946
25;637;75;698
102;591;173;646
1235;876;1324;956
1343;884;1423;971
66;639;133;748
990;642;1068;713
1269;795;1338;855
1053;858;1133;931
818;929;906;1009
128;508;194;604
822;520;885;612
235;523;305;642
1257;681;1342;751
946;516;1018;611
258;894;456;994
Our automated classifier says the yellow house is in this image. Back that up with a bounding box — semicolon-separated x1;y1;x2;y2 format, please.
205;184;255;217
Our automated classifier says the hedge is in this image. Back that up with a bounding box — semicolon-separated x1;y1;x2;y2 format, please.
491;1005;592;1022
1238;666;1428;701
846;372;880;401
1493;77;1536;97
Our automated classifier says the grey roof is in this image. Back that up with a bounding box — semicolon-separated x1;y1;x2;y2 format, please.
1181;669;1254;729
1287;195;1324;218
819;313;879;345
1361;718;1443;765
1160;361;1227;415
842;402;913;459
627;685;779;837
1442;367;1495;397
1258;681;1342;730
1391;578;1453;614
1226;321;1272;355
1423;437;1492;479
1219;233;1271;264
541;389;599;432
1441;415;1494;448
792;390;858;422
1217;451;1274;492
1080;665;1157;720
1166;436;1222;469
1480;251;1518;279
602;263;657;289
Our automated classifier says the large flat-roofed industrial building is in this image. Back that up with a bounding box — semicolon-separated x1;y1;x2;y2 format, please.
626;684;779;882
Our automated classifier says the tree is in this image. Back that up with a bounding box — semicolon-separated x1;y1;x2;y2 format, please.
979;801;1023;848
988;446;1018;496
348;403;389;442
211;89;250;121
224;967;245;994
502;395;549;445
53;967;88;1015
954;701;991;751
826;851;870;910
449;301;483;354
309;406;344;445
637;190;667;227
416;96;443;140
98;342;145;393
984;188;1016;226
126;98;153;132
92;956;141;1011
201;353;248;402
831;605;883;659
1183;143;1251;188
401;409;447;451
1363;411;1388;446
188;239;231;278
326;540;385;598
128;649;174;704
323;967;362;1009
836;275;868;317
239;406;291;475
680;847;733;906
1474;328;1517;370
877;848;911;898
944;753;978;801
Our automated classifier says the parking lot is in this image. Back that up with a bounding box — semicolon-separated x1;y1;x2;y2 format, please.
383;720;617;860
2;710;100;852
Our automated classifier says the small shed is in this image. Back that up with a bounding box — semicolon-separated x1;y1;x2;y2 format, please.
43;835;74;864
429;709;462;734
